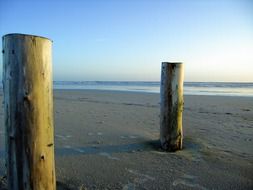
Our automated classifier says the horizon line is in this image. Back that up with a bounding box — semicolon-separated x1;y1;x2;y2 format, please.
52;80;253;83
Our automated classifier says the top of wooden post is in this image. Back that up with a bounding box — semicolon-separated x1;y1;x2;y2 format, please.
2;33;52;42
162;62;183;64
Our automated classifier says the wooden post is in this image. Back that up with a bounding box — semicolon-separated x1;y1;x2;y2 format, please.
2;34;56;190
160;62;184;151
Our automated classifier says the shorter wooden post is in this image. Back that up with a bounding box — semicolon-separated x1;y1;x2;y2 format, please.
160;62;184;151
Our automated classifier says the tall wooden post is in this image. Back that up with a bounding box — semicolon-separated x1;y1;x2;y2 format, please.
2;34;56;190
160;62;184;151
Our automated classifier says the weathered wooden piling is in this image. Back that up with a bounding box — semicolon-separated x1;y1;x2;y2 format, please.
2;34;56;190
160;62;184;151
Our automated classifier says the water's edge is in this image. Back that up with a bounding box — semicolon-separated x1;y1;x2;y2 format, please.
0;81;252;97
53;81;253;97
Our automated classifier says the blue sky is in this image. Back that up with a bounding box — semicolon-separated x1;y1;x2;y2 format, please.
0;0;252;82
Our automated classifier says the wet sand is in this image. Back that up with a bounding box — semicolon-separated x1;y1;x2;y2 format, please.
0;90;253;189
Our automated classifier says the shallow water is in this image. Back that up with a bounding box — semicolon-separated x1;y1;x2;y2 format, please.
53;81;253;97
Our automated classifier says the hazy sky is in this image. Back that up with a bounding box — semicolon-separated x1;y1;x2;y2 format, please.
0;0;252;82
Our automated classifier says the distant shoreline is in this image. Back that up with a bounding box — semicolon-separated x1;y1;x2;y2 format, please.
52;81;253;97
52;88;253;98
0;81;252;97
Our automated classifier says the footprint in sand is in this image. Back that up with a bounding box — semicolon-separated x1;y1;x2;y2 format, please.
123;169;155;188
120;135;138;139
88;132;103;136
122;183;135;190
73;148;85;153
98;152;119;160
173;174;207;190
55;134;67;140
241;108;251;112
97;132;103;136
176;148;202;162
55;134;72;140
244;137;252;142
127;169;155;181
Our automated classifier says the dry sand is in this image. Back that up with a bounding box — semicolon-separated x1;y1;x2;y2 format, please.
0;90;252;189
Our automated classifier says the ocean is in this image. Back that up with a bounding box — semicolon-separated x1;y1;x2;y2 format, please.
53;81;253;97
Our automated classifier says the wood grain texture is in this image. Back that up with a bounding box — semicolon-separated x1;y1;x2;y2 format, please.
2;34;56;190
160;62;184;151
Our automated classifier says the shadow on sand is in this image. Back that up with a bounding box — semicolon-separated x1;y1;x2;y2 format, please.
0;138;200;158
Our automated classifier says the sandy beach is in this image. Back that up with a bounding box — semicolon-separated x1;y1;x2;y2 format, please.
0;90;252;189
